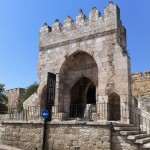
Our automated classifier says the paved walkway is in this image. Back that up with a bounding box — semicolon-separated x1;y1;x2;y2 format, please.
0;144;22;150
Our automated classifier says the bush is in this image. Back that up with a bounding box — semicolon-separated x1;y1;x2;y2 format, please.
0;103;8;114
23;82;39;100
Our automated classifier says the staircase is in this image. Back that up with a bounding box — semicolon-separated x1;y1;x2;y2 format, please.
112;123;150;150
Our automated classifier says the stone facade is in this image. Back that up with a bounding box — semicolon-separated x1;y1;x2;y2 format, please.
6;88;26;109
38;2;131;122
23;92;39;108
132;71;150;99
1;122;111;150
131;71;150;111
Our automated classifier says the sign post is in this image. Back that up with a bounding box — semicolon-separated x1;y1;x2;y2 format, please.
42;72;56;150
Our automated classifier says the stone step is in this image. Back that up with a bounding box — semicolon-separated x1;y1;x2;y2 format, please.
113;126;138;131
120;130;146;136
135;137;150;144
127;134;150;140
0;144;22;150
142;143;150;149
112;123;135;127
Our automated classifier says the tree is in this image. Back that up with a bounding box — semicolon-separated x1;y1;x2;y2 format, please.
23;82;39;100
0;84;8;113
0;84;8;104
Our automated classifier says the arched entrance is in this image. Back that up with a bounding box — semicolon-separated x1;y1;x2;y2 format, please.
59;51;98;108
70;77;96;118
108;93;120;121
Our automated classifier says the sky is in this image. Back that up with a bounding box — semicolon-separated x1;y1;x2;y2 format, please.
0;0;150;90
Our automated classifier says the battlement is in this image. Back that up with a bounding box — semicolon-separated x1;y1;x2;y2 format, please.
40;2;125;50
6;88;26;94
131;71;150;79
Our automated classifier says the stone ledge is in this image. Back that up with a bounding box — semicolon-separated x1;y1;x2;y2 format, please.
40;29;117;50
0;144;22;150
1;120;44;125
1;120;110;126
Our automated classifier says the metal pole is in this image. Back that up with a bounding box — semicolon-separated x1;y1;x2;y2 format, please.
42;106;52;150
42;119;47;150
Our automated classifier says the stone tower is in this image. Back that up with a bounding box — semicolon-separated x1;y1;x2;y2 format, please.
6;88;26;109
38;2;131;123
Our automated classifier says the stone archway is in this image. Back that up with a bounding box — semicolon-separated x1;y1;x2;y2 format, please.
59;51;98;105
70;77;96;118
108;93;120;121
59;51;98;118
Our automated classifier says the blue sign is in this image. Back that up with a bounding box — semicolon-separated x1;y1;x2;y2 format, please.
42;110;49;119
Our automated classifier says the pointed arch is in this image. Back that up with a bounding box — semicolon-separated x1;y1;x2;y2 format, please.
58;51;98;106
70;77;96;118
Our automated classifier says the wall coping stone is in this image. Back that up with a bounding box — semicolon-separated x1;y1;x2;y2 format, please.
1;120;111;126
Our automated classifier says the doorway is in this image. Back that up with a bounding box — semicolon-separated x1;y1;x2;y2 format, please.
70;77;96;118
108;93;120;121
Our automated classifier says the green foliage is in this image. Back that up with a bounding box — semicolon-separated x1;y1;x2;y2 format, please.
0;103;8;114
0;84;8;113
23;82;39;101
17;101;23;111
0;83;8;104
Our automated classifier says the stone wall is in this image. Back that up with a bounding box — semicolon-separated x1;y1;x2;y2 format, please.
6;88;26;109
132;71;150;99
131;71;150;111
23;92;39;108
1;122;111;150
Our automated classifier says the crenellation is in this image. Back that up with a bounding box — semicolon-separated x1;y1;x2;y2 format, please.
40;23;51;33
40;23;52;48
63;16;75;31
76;9;87;26
39;2;124;50
104;2;118;18
52;19;63;33
89;7;101;21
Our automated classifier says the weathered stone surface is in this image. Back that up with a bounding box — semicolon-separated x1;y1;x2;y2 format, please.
23;92;39;108
6;88;26;109
37;2;131;123
131;71;150;111
1;123;111;150
132;71;150;100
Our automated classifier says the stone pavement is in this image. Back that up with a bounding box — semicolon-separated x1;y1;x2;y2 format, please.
0;144;22;150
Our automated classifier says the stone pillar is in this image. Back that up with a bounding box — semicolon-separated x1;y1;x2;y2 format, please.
97;96;108;122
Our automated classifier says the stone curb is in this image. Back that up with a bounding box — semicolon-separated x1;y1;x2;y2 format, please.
0;144;22;150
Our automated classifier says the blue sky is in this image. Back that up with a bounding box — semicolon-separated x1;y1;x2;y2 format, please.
0;0;150;90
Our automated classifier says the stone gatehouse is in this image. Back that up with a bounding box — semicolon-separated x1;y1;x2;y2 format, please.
2;2;150;150
38;1;131;122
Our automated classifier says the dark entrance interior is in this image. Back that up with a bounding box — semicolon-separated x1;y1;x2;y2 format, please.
108;93;120;121
70;77;96;118
87;84;96;104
